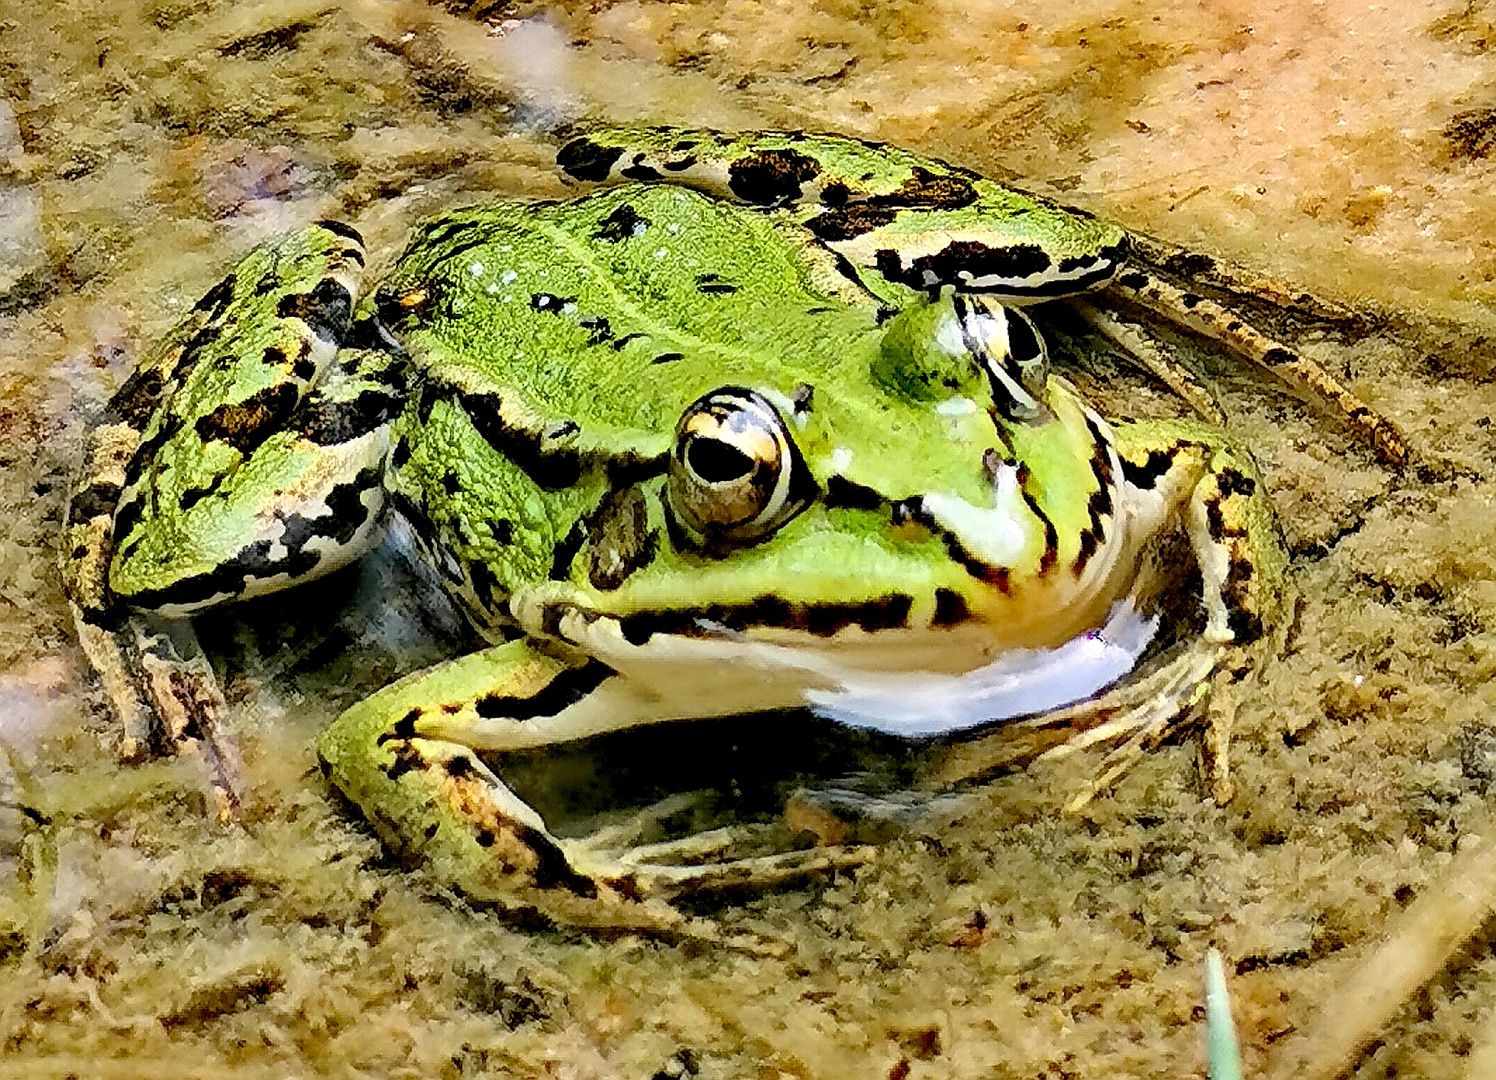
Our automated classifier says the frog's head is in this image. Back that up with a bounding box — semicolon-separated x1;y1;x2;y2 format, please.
516;292;1118;684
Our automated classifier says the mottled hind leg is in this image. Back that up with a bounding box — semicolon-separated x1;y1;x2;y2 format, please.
64;222;403;812
1103;267;1409;466
927;420;1287;807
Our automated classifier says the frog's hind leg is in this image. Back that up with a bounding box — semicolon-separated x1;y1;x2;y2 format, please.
65;223;401;814
319;639;867;947
1065;297;1226;425
1101;263;1410;467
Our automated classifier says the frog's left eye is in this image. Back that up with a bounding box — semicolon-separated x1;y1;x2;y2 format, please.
668;389;812;548
955;296;1050;423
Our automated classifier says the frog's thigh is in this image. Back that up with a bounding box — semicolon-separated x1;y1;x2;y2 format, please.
319;640;614;899
113;347;400;616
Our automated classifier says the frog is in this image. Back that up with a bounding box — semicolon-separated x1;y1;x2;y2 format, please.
61;127;1405;939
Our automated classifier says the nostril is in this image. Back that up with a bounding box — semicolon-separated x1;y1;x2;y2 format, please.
982;448;1005;483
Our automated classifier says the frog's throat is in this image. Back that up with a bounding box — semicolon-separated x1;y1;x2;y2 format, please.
501;595;1159;739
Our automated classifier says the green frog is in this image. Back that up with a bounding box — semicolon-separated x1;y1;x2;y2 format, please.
62;128;1402;937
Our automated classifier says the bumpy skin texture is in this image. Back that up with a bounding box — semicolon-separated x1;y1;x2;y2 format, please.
64;127;1324;921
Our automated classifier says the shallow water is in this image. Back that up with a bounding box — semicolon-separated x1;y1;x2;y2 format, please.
1;2;1495;1077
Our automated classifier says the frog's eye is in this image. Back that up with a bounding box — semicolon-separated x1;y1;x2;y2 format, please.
955;296;1050;423
668;389;812;547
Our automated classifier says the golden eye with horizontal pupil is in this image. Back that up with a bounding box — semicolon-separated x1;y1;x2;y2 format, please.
668;389;810;545
957;295;1050;422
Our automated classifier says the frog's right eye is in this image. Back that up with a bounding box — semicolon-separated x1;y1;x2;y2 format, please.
668;388;812;548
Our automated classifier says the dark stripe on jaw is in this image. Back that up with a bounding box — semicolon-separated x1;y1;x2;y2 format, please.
474;660;612;720
1072;528;1100;575
1014;465;1059;576
1081;415;1116;529
614;594;914;646
893;498;1014;593
932;587;970;627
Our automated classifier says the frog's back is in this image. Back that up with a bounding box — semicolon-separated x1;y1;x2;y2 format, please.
373;184;887;441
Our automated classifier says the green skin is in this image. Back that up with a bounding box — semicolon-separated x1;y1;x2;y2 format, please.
66;129;1286;917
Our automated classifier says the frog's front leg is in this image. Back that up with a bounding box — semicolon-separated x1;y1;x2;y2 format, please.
318;639;871;938
926;418;1287;805
1061;419;1288;805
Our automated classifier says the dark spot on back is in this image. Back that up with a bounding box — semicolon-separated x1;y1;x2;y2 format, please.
806;204;900;242
177;474;225;512
593;203;648;243
70;480;122;522
193;275;238;319
277;278;353;343
529;293;574;313
105;365;168;428
293;386;403;446
195;382;301;455
889;167;978;209
895;241;1054;292
620;161;662;182
289;348;317;381
821;180;850;206
727;148;821;206
556;138;625;182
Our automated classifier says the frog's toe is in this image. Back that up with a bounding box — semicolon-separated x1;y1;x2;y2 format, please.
128;615;245;819
605;843;878;897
